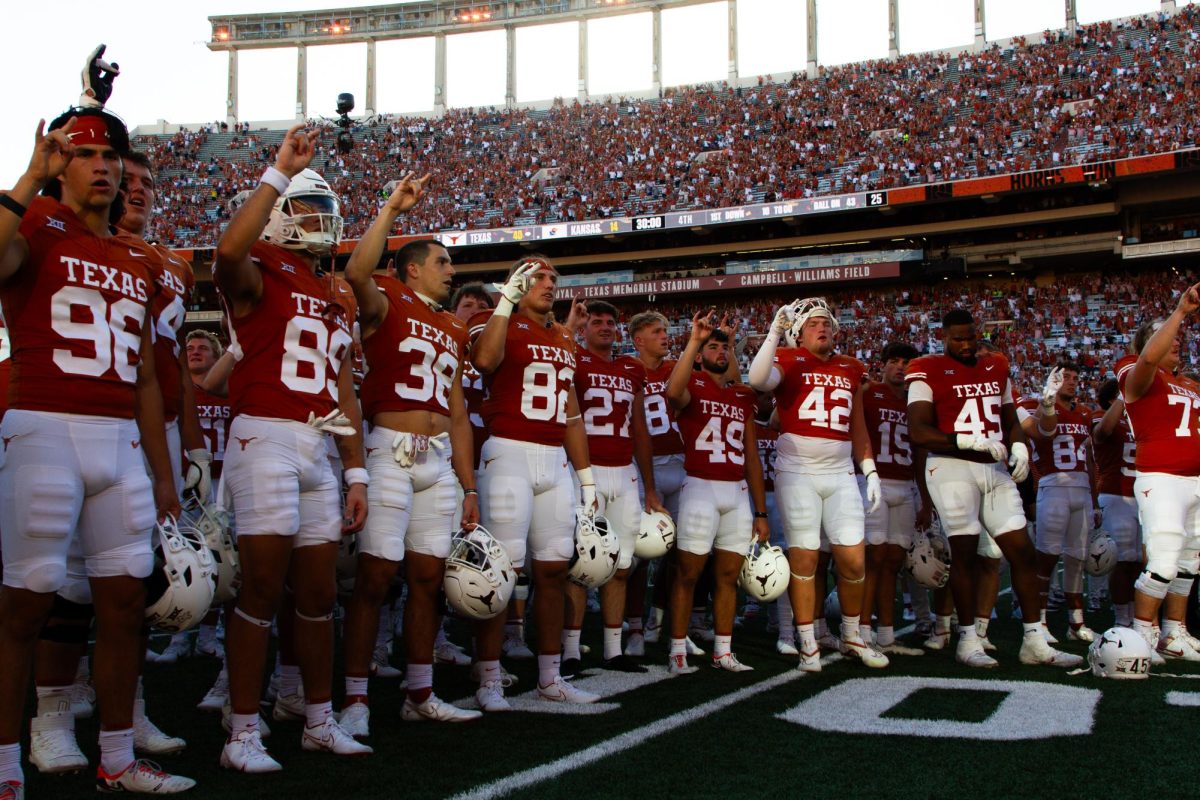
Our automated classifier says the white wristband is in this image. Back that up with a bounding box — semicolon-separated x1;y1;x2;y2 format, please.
494;296;515;319
344;467;369;487
575;467;595;486
261;166;291;195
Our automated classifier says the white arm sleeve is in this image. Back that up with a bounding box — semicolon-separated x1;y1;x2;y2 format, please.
906;379;933;404
748;330;783;391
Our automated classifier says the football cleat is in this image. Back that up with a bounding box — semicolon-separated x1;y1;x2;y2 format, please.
476;680;512;712
220;706;272;739
979;636;997;653
401;695;483;722
776;638;799;656
955;643;999;668
153;635;192;665
301;718;374;755
469;661;519;689
195;635;224;660
817;632;842;652
602;655;647;673
685;636;705;656
923;630;950;650
337;702;370;739
0;780;21;800
1157;628;1200;662
197;672;229;712
68;677;95;719
434;640;472;667
96;759;195;793
272;692;306;722
688;626;715;643
133;700;186;755
1041;625;1059;644
643;616;662;644
536;676;600;704
1019;635;1084;667
667;654;698;675
797;648;822;673
219;731;281;774
370;644;402;678
1068;625;1097;643
30;707;87;774
624;632;645;658
879;642;925;657
502;633;535;660
841;638;890;668
711;653;754;672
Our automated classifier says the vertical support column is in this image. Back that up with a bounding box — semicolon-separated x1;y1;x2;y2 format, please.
578;17;589;102
226;48;238;126
1065;0;1077;35
1163;1;1178;13
652;7;663;95
728;0;739;85
434;32;447;115
296;43;307;120
365;39;377;117
506;24;517;108
974;0;986;47
806;0;818;79
888;0;900;58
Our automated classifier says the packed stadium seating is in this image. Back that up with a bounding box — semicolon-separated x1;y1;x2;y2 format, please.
138;6;1200;248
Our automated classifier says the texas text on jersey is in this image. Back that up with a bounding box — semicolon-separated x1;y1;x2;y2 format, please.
4;195;155;419
359;275;467;420
772;347;866;442
1032;401;1095;488
905;351;1013;464
1116;353;1200;476
862;380;914;481
676;373;756;482
757;423;778;492
223;240;353;422
194;385;232;478
643;360;685;456
473;310;577;445
574;350;646;466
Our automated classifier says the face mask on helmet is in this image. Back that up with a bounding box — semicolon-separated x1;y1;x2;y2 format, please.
785;297;839;348
262;169;343;254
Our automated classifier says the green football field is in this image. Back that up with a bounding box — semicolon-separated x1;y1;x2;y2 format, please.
23;591;1200;799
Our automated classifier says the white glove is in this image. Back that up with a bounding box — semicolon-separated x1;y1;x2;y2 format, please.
770;301;800;337
955;433;1007;463
1009;441;1030;482
577;467;597;517
1040;366;1064;412
226;340;244;361
182;448;212;502
496;259;542;305
80;44;119;109
392;431;449;467
306;409;356;436
864;471;882;514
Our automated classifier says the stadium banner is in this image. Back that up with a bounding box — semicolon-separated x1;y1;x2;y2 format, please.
548;262;901;300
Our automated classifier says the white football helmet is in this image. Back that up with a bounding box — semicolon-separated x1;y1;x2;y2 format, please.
1088;626;1152;679
145;516;216;633
1085;530;1118;577
784;297;840;347
443;525;516;620
823;589;841;621
261;168;343;254
183;495;239;605
908;529;951;589
568;514;620;588
739;542;789;602
634;510;676;559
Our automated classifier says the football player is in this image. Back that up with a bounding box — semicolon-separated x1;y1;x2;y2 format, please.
905;309;1081;668
1092;378;1140;629
186;331;232;488
469;256;600;707
748;298;887;671
0;108;193;793
340;177;485;735
860;342;929;655
1026;362;1101;641
1118;295;1200;660
562;301;665;674
665;311;769;673
753;393;794;654
213;124;370;771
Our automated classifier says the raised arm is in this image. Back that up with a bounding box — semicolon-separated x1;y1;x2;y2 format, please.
666;310;714;410
1124;282;1200;403
0;119;79;285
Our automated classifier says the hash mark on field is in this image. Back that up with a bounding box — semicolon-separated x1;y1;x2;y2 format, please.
1166;691;1200;706
454;666;674;715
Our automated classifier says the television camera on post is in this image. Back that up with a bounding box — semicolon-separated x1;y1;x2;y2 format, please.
335;92;354;154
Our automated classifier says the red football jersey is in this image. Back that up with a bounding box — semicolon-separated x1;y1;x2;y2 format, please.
117;234;194;422
1032;401;1094;487
905;352;1012;464
0;311;10;419
862;381;914;481
575;349;645;467
757;423;778;492
1117;354;1200;476
677;373;756;482
4;196;155;419
464;312;492;469
643;359;685;456
359;276;467;421
473;312;578;447
222;241;353;422
772;348;866;441
194;384;232;478
1094;415;1135;497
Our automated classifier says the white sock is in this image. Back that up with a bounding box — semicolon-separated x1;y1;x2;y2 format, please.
406;663;433;698
35;685;72;715
304;701;332;730
1069;608;1084;627
815;618;828;639
936;614;952;634
651;607;665;627
798;623;817;652
876;625;895;647
1132;618;1153;637
669;638;687;658
344;676;368;699
959;624;978;644
626;617;644;634
229;712;259;736
537;654;560;686
98;728;134;775
279;664;301;697
478;660;501;685
1040;608;1048;626
75;656;90;681
859;624;873;644
1164;618;1182;636
603;626;623;660
975;618;990;639
0;742;21;784
714;634;732;659
1023;622;1042;637
561;628;582;660
840;615;861;642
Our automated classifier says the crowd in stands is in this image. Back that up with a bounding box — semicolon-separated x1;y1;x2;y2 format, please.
135;6;1200;248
